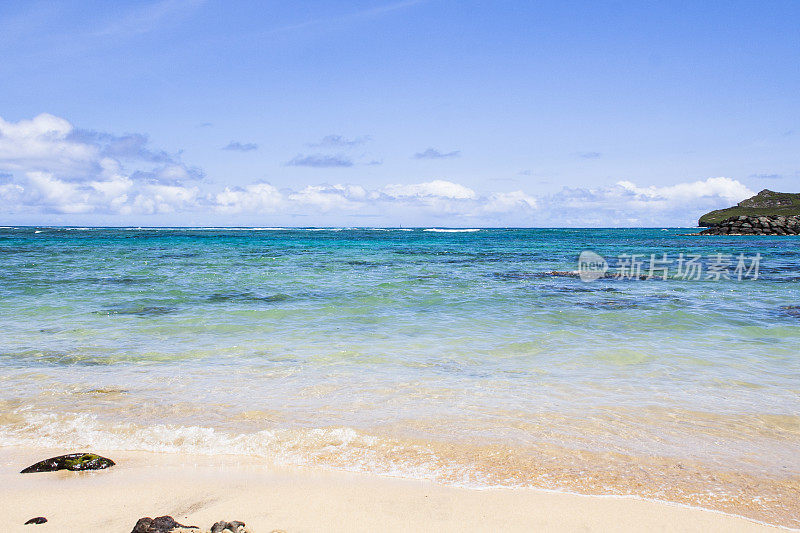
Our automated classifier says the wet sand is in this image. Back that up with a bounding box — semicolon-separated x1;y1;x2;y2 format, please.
0;447;787;533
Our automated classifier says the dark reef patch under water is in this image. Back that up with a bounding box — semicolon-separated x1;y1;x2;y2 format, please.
95;304;178;317
206;292;290;304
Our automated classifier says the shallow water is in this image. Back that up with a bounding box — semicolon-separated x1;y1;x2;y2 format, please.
0;227;798;525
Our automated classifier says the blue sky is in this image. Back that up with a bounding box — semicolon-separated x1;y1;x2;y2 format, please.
0;0;798;226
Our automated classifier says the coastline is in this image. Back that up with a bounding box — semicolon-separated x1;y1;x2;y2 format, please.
0;446;789;532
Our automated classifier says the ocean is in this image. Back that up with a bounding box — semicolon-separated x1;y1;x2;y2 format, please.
0;227;798;524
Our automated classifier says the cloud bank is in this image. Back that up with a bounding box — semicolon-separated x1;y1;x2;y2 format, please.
0;114;755;226
0;113;202;215
545;178;754;226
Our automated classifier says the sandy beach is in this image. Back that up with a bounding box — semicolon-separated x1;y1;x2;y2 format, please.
0;447;787;533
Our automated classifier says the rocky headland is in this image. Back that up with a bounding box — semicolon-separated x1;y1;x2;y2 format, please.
696;189;800;235
698;189;800;227
699;214;800;235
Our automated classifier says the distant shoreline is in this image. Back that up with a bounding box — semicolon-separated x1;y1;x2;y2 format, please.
0;225;703;230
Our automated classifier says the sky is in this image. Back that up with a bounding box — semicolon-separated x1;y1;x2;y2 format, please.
0;0;798;227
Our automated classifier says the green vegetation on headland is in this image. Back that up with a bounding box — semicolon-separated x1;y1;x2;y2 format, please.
698;189;800;226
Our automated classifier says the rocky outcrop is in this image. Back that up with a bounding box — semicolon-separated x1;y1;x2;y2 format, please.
131;516;250;533
699;215;800;235
210;521;248;533
738;190;797;208
699;189;800;226
20;453;115;473
131;516;198;533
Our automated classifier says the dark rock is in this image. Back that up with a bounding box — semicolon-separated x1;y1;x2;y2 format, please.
20;453;115;473
24;517;47;525
781;306;800;318
210;521;247;533
699;215;800;236
131;516;198;533
546;270;580;278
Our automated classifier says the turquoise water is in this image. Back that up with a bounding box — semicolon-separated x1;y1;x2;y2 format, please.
0;227;798;520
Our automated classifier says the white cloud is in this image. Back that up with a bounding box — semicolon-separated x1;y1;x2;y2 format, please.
482;191;538;213
208;180;537;221
288;184;368;211
0;114;97;174
616;177;754;204
542;177;754;226
381;180;476;200
139;183;199;213
0;114;758;226
0;113;203;215
24;171;90;213
215;183;283;214
0;183;24;203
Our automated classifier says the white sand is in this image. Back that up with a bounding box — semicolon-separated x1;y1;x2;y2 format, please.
0;447;785;533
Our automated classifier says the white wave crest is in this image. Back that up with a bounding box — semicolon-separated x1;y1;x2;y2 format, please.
423;228;480;233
